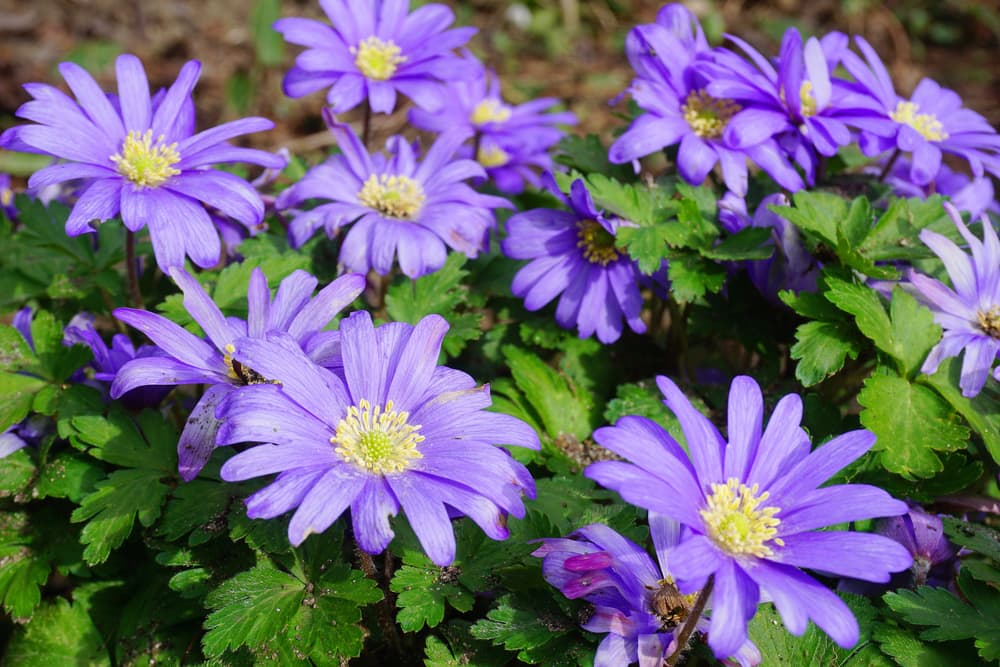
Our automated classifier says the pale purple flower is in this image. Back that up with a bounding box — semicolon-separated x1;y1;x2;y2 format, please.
0;54;286;271
215;311;540;564
111;267;365;480
586;375;911;659
277;116;509;278
274;0;479;114
910;202;1000;397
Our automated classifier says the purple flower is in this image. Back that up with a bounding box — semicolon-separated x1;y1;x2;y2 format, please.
534;517;760;666
277;117;509;278
409;57;576;194
111;267;365;480
869;157;997;220
274;0;479;114
910;202;1000;397
500;175;647;344
0;54;286;271
0;174;16;220
214;311;540;564
841;36;1000;185
877;505;958;589
585;375;911;659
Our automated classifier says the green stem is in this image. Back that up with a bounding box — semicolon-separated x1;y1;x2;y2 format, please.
125;230;142;309
877;148;900;183
664;575;714;667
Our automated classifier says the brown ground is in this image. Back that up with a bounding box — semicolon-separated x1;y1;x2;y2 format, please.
0;0;998;163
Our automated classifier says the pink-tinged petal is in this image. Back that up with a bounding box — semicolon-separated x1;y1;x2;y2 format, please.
706;560;759;660
772;532;912;581
656;375;724;486
388;473;456;566
64;178;123;235
177;384;232;481
151;60;202;139
110;356;227;397
116;54;152;131
585;461;704;527
244;467;327;519
351;477;399;554
288;467;368;545
246;268;269;338
723;376;763;481
575;523;661;585
287;273;365;340
58;61;125;141
767;429;875;501
113;308;221;370
169;267;236;351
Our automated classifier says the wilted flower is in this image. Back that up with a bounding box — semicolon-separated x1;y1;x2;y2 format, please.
0;54;285;271
586;375;911;659
910;202;1000;397
534;516;760;666
277;117;509;278
215;311;539;565
112;267;365;480
274;0;478;114
501;175;647;344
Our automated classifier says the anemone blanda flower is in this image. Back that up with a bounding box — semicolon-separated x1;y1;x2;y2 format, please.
534;517;760;667
500;175;647;344
214;311;540;564
841;36;1000;185
869;156;997;220
910;202;1000;397
277;116;510;278
274;0;479;114
609;21;802;195
0;54;285;271
112;267;365;480
408;56;576;194
585;375;911;659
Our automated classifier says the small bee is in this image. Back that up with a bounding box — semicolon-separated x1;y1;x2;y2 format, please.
649;580;692;630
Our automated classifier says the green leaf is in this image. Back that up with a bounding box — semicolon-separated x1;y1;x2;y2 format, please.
553;134;634;180
922;357;1000;465
35;451;105;503
874;622;982;667
887;287;940;377
0;324;33;371
3;598;110;666
391;562;474;632
0;543;49;618
824;276;893;353
666;253;727;303
501;345;592;441
702;226;773;261
860;196;953;262
941;517;1000;563
156;480;243;546
70;408;177;471
771;190;847;249
30;310;92;382
470;595;587;666
603;380;679;431
0;447;37;499
858;374;970;479
789;320;861;386
424;620;510;667
0;371;46;431
250;0;284;65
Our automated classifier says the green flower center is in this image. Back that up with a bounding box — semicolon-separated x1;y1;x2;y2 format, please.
332;399;424;474
977;305;1000;339
889;101;948;142
476;144;511;168
577;219;620;266
470;99;512;126
352;36;406;81
357;174;426;219
700;478;783;558
681;90;740;139
110;129;181;188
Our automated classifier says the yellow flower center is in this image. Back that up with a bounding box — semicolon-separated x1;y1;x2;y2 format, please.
351;36;406;81
889;101;948;142
110;129;181;188
700;478;783;558
332;399;424;474
1;188;12;208
357;174;426;219
222;343;276;385
681;90;741;139
471;99;512;126
799;80;817;118
477;144;511;168
648;577;700;631
577;219;620;266
977;305;1000;339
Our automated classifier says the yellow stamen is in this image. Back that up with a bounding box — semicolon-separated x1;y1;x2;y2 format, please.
471;99;512;126
799;81;817;118
351;36;406;81
681;90;741;139
890;101;948;142
977;305;1000;339
110;129;181;188
332;399;424;474
700;478;783;558
357;174;426;219
477;144;511;168
577;219;620;266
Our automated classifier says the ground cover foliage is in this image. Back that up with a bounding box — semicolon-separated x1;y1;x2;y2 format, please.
0;1;999;665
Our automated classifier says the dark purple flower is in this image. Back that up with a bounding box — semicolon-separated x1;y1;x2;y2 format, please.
534;516;760;666
841;36;1000;185
586;375;911;659
910;202;1000;397
277;117;509;278
274;0;479;114
112;267;365;480
877;505;958;589
0;54;286;271
501;175;647;343
215;311;540;564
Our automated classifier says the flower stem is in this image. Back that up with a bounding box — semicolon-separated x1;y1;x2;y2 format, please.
356;546;402;656
362;101;373;149
877;148;900;183
125;230;142;309
664;575;714;667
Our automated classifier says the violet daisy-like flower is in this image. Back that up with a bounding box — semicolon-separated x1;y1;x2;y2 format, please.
501;175;647;344
910;202;1000;397
0;54;286;271
585;375;912;659
214;311;539;564
408;58;577;194
111;267;365;480
534;517;761;667
277;117;509;278
869;156;997;220
274;0;479;114
841;36;1000;185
